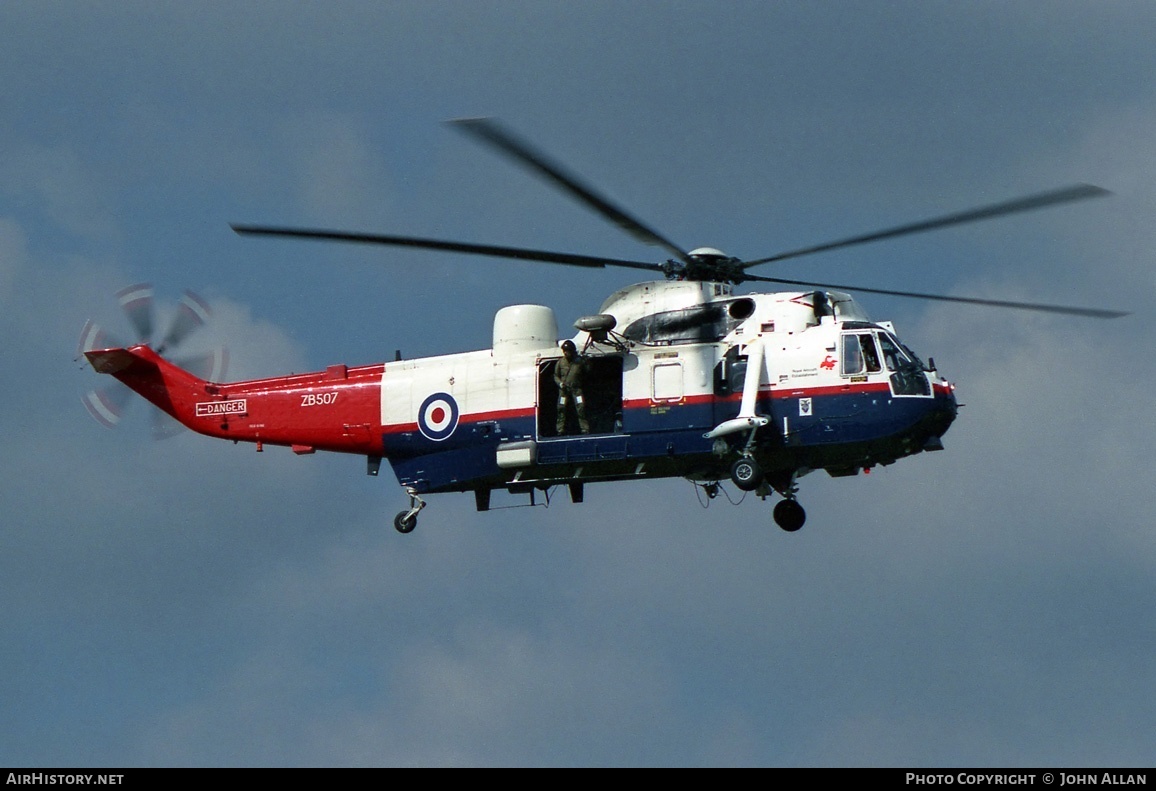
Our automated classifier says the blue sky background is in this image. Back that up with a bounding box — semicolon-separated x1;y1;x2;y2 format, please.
2;2;1154;766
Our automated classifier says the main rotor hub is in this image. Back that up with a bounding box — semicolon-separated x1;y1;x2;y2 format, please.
679;247;746;283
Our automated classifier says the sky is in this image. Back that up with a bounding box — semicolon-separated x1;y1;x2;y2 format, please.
1;1;1154;767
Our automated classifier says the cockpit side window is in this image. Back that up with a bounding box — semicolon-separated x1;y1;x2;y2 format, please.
842;332;882;375
841;333;862;375
859;334;881;373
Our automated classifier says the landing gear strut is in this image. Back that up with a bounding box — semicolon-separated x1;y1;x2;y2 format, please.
393;490;426;534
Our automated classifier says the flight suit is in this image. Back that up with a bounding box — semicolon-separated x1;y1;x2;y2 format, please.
554;354;590;435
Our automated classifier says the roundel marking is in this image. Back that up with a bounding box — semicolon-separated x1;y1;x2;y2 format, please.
418;392;460;441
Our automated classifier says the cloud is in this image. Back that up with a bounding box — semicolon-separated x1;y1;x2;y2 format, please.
196;294;310;381
272;114;397;228
0;144;118;241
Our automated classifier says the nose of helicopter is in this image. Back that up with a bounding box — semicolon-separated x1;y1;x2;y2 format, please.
919;380;959;450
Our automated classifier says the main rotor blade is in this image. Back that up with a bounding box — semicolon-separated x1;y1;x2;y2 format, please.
741;272;1127;318
230;224;667;273
742;184;1111;269
449;117;692;264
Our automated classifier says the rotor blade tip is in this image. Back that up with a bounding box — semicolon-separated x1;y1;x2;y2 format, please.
446;117;497;134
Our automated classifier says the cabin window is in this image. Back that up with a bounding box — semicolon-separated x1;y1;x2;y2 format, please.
652;363;684;402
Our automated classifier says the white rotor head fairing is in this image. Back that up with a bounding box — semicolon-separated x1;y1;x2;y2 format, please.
688;247;729;259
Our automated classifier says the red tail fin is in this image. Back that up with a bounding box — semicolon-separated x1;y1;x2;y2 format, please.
84;345;208;424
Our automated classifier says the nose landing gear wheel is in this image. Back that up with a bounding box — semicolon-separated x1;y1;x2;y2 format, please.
773;499;806;532
730;457;763;492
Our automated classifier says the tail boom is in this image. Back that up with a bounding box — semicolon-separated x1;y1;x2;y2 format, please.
84;345;385;455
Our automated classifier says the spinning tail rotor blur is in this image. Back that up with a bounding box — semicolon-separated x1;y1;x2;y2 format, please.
79;284;227;438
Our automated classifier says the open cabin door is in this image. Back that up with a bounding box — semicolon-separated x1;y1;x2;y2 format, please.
537;353;624;438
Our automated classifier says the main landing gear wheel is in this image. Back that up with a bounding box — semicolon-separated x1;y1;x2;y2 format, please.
393;489;426;534
773;499;806;532
730;457;763;492
393;511;417;534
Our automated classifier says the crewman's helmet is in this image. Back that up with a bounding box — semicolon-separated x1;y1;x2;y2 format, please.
561;340;577;353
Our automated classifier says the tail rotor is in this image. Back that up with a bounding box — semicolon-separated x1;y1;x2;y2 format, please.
157;290;212;354
117;283;155;346
80;283;227;436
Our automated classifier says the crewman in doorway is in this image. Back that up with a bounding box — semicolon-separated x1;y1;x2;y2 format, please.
554;339;590;435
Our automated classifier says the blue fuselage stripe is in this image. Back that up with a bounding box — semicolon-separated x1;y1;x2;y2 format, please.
384;389;956;492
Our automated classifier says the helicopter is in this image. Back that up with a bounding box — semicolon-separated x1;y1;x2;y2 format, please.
81;119;1125;533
